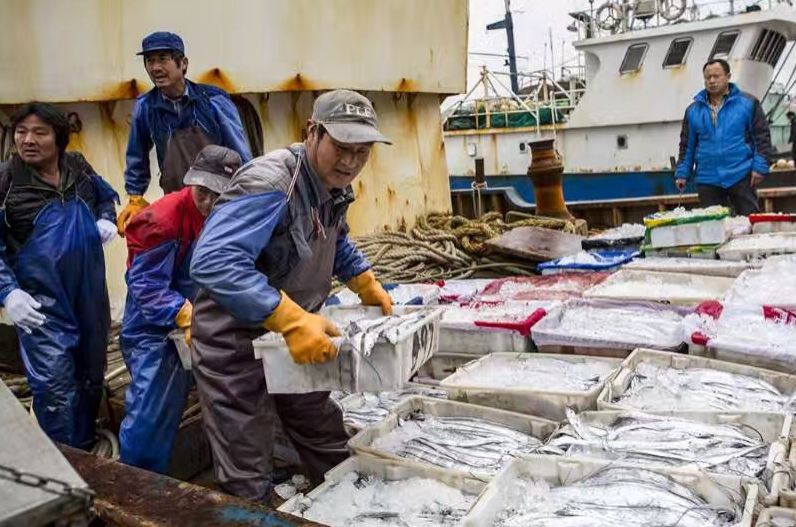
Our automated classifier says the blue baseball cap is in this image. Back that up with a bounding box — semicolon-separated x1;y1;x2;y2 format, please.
137;31;185;56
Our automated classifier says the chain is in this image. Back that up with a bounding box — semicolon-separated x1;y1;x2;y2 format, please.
0;461;95;507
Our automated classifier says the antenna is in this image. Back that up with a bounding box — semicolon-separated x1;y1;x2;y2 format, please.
487;0;520;94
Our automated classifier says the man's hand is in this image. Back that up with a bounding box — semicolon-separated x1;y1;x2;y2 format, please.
675;179;687;191
750;172;764;187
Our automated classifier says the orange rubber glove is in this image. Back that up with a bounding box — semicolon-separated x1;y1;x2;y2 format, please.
116;195;150;236
347;270;393;315
264;292;341;364
175;300;193;347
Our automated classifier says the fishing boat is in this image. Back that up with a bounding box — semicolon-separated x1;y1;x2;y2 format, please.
445;0;796;224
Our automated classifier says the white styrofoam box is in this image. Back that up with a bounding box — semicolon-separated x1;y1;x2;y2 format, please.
278;455;487;520
439;352;621;420
648;219;727;248
753;221;796;234
461;455;757;527
557;410;793;506
168;330;192;370
347;396;557;478
582;269;735;305
598;348;796;412
530;299;689;353
718;233;796;261
254;306;442;393
625;256;758;277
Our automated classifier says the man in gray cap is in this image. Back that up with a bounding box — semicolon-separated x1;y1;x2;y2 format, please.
189;90;392;501
119;145;241;473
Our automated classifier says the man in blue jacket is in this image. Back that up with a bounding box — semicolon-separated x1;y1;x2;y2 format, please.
675;59;772;215
117;31;252;235
190;90;392;501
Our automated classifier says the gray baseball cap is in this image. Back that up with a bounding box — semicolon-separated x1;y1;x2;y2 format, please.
312;90;392;145
183;145;242;194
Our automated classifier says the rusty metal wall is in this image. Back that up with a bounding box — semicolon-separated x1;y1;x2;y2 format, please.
0;91;453;318
0;0;467;103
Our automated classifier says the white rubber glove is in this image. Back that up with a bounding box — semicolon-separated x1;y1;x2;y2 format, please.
4;289;46;334
96;219;117;245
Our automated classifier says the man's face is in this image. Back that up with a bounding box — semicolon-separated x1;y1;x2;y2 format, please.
703;63;730;96
144;51;186;92
307;127;373;190
14;114;59;168
191;185;219;217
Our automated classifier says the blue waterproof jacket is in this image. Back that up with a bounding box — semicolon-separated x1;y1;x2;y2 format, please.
124;80;252;195
675;83;772;188
190;145;369;324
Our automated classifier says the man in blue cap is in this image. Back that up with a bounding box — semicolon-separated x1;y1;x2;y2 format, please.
117;31;252;235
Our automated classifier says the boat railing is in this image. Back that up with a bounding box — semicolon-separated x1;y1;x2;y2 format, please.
574;0;792;38
442;66;587;134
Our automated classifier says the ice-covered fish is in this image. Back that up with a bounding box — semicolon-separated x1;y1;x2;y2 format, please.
614;361;794;412
496;466;741;527
372;410;543;474
291;471;477;526
543;409;770;482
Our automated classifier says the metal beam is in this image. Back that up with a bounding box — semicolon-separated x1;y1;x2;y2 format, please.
60;446;325;527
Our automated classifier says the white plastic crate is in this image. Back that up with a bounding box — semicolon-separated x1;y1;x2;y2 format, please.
555;410;793;506
648;219;728;248
413;352;478;386
461;455;757;527
688;304;796;374
583;269;734;305
347;396;557;478
337;385;448;435
531;299;688;357
755;507;796;526
326;283;441;307
168;330;192;370
254;306;442;393
599;348;796;412
437;301;554;355
278;455;486;522
439;352;621;420
625;256;757;277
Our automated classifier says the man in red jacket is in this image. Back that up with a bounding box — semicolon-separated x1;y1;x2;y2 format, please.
119;145;241;472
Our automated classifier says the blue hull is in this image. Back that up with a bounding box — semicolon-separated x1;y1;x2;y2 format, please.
450;170;684;204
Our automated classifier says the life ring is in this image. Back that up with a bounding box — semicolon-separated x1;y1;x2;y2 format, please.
596;2;624;31
658;0;687;21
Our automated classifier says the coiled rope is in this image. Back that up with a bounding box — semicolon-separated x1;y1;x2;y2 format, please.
354;212;576;283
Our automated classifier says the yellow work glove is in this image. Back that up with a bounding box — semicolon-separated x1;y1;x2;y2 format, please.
264;292;340;365
175;300;193;347
347;270;393;315
116;195;150;236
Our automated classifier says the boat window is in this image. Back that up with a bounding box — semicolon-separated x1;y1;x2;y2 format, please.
620;43;648;74
663;38;693;67
749;29;787;67
709;30;740;60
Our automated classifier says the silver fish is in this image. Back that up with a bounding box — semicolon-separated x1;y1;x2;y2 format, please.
616;361;793;412
496;466;741;527
542;409;771;483
372;411;543;474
